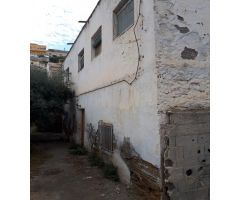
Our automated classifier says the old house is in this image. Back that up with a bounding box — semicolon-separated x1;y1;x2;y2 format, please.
63;0;210;199
47;49;68;75
30;43;49;70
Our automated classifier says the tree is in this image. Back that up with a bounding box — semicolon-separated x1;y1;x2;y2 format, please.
30;68;72;132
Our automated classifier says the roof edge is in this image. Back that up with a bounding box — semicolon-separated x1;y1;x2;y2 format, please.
63;0;102;67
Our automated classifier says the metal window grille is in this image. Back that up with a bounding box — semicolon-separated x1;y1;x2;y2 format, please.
98;121;113;152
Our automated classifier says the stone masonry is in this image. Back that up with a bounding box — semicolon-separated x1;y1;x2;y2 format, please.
161;110;210;200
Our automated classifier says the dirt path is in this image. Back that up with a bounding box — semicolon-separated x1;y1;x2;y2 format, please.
31;142;144;200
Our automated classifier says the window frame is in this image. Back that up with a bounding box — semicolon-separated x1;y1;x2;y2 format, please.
91;26;102;59
98;121;114;153
113;0;134;39
78;49;84;72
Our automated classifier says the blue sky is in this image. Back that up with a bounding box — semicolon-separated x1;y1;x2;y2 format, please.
30;0;99;51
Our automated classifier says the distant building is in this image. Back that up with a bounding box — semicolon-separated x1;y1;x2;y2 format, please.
30;55;49;70
30;43;47;56
30;43;49;70
48;49;68;58
30;43;68;74
48;49;68;76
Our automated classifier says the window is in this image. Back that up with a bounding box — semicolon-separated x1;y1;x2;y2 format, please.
98;121;114;153
91;27;102;59
113;0;134;38
78;49;84;72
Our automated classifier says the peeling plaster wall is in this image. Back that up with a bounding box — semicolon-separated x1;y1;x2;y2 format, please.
154;0;210;112
154;1;210;199
64;0;160;168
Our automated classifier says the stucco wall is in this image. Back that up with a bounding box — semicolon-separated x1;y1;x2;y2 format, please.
64;0;154;95
64;0;160;167
154;0;210;113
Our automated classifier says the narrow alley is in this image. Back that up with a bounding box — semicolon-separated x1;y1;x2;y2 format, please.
30;141;148;200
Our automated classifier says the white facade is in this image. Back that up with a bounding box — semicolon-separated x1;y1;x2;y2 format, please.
64;0;160;167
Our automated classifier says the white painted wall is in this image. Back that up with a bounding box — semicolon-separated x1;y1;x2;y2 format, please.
64;0;160;169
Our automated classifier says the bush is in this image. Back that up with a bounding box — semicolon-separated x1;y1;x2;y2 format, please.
30;68;72;132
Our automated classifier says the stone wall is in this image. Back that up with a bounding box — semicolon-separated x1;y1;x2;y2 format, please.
154;0;210;112
154;1;210;198
161;110;210;200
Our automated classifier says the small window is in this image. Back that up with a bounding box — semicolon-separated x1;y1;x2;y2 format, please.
91;27;102;59
113;0;134;38
78;49;84;72
98;121;114;153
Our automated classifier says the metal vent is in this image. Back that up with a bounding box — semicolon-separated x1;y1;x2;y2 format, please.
98;121;113;152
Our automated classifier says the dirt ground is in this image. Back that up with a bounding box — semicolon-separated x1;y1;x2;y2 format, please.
30;141;146;200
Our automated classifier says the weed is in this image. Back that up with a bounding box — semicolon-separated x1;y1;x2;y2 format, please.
88;152;119;182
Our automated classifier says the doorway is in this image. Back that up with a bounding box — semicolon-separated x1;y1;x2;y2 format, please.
78;109;85;146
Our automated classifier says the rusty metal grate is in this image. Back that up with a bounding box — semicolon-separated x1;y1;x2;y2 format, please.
98;121;113;153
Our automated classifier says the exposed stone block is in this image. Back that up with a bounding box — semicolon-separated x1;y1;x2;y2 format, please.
182;188;209;200
164;147;184;162
161;110;210;199
166;123;210;136
176;135;198;146
197;134;210;144
169;111;209;125
183;145;205;160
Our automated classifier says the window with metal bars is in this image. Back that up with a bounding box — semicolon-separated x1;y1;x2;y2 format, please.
98;121;113;153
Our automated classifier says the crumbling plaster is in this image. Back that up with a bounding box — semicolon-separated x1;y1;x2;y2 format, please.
154;0;210;113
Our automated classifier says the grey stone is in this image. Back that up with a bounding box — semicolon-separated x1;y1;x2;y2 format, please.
167;123;210;136
176;135;198;146
169;111;210;125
